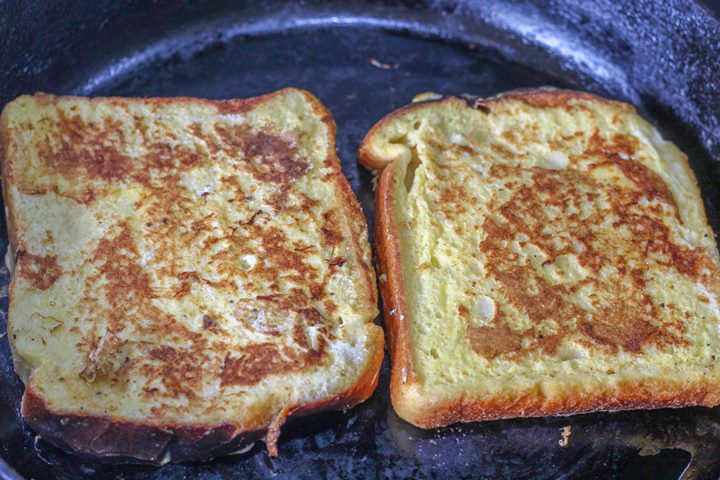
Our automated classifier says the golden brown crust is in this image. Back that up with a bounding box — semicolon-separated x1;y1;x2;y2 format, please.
409;377;720;429
302;93;379;308
361;86;720;429
358;100;428;171
477;87;631;110
28;89;287;113
21;319;383;463
375;166;416;405
1;104;19;256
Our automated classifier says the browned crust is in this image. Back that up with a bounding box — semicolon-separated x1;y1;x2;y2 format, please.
360;86;720;429
358;87;631;172
1;103;20;257
25;89;284;113
22;325;384;463
300;91;379;307
3;88;384;462
476;86;631;110
408;378;720;429
21;385;259;463
358;100;426;171
375;166;416;400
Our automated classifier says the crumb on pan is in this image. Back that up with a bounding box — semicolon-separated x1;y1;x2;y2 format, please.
367;57;399;70
559;426;572;447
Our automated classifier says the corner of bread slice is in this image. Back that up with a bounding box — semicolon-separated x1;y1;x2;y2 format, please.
389;380;437;428
3;89;382;461
363;87;720;428
359;96;464;172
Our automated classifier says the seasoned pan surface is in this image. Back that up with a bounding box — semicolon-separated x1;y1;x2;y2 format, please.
1;2;720;479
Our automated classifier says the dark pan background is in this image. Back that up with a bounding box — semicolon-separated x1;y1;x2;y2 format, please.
1;1;720;479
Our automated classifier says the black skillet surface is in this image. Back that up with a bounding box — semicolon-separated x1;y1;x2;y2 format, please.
1;1;720;479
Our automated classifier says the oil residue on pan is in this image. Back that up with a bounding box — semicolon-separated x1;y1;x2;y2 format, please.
1;1;720;479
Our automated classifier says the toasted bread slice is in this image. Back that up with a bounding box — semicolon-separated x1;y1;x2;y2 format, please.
360;88;720;428
1;88;383;462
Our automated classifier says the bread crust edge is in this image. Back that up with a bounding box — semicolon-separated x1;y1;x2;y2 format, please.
21;328;383;463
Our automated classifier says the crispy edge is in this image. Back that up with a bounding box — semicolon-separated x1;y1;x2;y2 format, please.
1;98;25;384
299;89;380;308
361;87;720;428
1;101;19;257
398;377;720;429
374;165;419;423
21;326;384;463
2;88;385;460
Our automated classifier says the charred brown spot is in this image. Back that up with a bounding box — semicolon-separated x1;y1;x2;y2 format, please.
328;256;347;268
324;300;338;314
149;346;176;361
311;284;325;300
143;346;200;400
320;211;343;246
221;344;287;387
212;98;259;115
587;131;677;210
581;301;659;352
439;185;477;218
240;226;320;286
215;125;310;184
171;271;201;298
321;227;342;246
202;315;217;331
242;210;264;226
466;316;525;360
19;252;62;290
45;110;132;183
221;336;327;388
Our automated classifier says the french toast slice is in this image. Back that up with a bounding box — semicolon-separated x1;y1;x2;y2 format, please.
1;88;383;462
360;88;720;428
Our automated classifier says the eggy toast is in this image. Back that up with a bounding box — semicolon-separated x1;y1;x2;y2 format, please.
1;88;383;461
360;88;720;428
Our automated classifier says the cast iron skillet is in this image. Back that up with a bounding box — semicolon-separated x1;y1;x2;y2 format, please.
1;1;720;479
